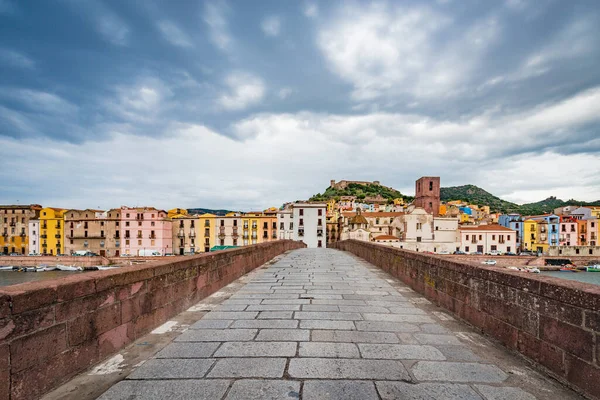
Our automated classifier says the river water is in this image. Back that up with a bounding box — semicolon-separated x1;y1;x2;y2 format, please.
0;270;88;287
541;271;600;285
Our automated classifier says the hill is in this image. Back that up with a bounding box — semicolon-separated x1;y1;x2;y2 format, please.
309;182;413;203
441;185;600;215
440;185;519;213
187;208;233;216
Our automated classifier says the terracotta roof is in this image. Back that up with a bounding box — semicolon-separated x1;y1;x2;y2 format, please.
373;235;399;241
459;224;514;231
349;214;368;225
342;212;405;218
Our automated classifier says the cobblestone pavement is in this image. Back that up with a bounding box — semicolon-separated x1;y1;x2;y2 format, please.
98;249;581;400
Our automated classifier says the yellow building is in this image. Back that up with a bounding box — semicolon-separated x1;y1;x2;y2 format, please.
523;219;537;251
459;213;470;224
39;207;66;255
241;211;278;245
439;204;447;216
0;204;41;255
198;213;216;252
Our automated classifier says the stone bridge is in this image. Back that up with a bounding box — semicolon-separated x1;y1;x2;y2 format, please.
1;240;598;399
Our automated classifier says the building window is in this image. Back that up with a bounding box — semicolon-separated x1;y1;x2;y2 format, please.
429;181;433;191
221;220;225;227
299;219;304;226
465;246;470;252
126;239;130;245
280;222;284;230
263;222;268;229
290;222;293;229
220;239;225;246
466;235;469;240
416;223;422;230
318;219;322;226
126;221;130;227
479;235;482;240
507;235;511;240
318;240;322;248
138;221;142;226
299;209;304;216
492;235;495;240
233;239;237;246
507;246;511;252
416;237;422;242
151;222;155;226
126;213;130;218
151;240;155;246
318;209;322;216
138;240;142;245
491;245;497;251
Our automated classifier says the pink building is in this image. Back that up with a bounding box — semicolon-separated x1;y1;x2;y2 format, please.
559;217;578;246
120;207;173;256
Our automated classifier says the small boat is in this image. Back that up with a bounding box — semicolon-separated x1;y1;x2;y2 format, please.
560;267;580;272
523;267;540;274
97;266;119;270
586;265;600;272
56;264;83;271
0;266;14;271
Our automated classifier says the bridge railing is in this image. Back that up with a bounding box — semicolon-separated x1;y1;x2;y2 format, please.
0;240;305;400
331;240;600;399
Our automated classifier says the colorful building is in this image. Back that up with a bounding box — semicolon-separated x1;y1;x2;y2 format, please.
0;204;41;255
120;207;172;256
169;208;198;255
39;207;67;255
64;209;120;256
199;213;217;252
559;216;578;246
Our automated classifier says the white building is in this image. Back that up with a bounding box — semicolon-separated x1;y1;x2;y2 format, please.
28;219;39;255
396;208;459;253
292;203;327;248
459;224;517;254
277;210;293;240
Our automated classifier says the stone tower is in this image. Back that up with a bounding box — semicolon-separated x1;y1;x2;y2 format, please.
414;176;440;216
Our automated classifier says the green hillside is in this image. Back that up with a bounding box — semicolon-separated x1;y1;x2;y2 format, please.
440;185;519;213
441;185;600;215
310;182;414;203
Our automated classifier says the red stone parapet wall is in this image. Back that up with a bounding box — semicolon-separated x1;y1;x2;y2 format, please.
331;240;600;399
0;240;305;400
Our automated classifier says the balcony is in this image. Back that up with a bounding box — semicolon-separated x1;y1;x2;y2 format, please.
177;232;185;239
113;234;120;239
56;243;61;247
298;229;304;237
41;225;47;230
42;243;47;248
218;233;226;239
55;234;61;239
20;232;26;237
41;234;47;239
317;229;323;237
55;224;61;229
9;221;15;227
189;232;196;238
2;232;7;237
540;228;547;233
149;234;156;239
219;227;226;233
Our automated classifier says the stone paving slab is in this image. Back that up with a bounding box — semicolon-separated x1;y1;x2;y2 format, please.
97;248;582;400
303;380;379;400
225;380;301;400
98;380;231;400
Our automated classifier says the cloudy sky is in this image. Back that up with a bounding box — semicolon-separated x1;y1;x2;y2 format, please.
1;0;599;211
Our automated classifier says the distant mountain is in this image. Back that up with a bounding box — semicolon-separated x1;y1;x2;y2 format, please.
441;185;600;215
187;208;233;216
310;182;413;203
440;185;519;213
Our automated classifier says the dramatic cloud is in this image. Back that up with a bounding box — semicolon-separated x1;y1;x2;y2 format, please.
203;1;232;51
318;3;500;102
261;15;281;37
157;20;193;48
1;1;599;208
217;72;265;111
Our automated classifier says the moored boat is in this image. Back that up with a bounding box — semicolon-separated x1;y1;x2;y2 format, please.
56;264;83;271
586;265;600;272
